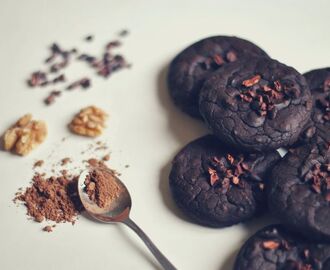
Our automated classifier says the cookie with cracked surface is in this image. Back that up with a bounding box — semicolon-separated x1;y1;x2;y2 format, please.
167;36;268;118
169;135;280;227
297;68;330;145
234;224;330;270
268;143;330;242
199;57;312;152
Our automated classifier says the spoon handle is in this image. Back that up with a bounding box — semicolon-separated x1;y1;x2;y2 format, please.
122;217;177;270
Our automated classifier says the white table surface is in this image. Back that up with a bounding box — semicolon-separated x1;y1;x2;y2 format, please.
0;0;329;269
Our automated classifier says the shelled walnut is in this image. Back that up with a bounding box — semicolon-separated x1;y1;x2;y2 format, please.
69;106;108;137
3;114;47;156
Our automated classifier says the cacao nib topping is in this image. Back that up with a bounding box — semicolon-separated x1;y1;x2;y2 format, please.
261;238;292;251
303;163;330;199
200;51;238;72
238;75;299;118
262;240;280;250
206;154;262;191
226;50;237;62
213;54;224;66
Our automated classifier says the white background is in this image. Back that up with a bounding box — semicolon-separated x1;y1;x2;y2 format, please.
0;0;329;269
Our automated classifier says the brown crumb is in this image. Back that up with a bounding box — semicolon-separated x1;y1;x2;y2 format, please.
61;157;71;166
43;225;53;232
33;160;44;168
87;158;102;167
102;154;110;161
84;168;121;208
125;164;130;168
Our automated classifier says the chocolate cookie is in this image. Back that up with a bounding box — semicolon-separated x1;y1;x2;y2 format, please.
234;225;330;270
199;57;312;152
299;68;330;145
169;135;280;227
268;143;330;242
167;36;268;118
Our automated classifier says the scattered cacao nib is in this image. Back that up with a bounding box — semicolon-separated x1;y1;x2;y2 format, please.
52;74;66;84
49;60;68;73
304;163;330;198
66;78;91;90
106;40;121;49
85;35;93;42
44;90;61;105
118;29;129;37
78;38;129;79
262;240;280;250
26;30;130;105
27;71;48;87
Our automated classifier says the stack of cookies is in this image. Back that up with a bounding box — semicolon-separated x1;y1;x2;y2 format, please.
167;36;330;269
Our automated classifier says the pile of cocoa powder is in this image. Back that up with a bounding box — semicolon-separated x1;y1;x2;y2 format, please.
15;173;83;224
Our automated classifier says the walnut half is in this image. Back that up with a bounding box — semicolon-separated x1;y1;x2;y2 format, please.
69;106;108;137
3;114;47;156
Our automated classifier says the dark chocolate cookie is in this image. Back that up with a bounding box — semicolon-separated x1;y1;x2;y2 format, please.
167;36;268;118
298;68;330;145
199;57;312;152
268;143;330;242
169;135;280;227
234;224;330;270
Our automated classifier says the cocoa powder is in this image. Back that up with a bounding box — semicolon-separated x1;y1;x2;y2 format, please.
15;172;83;225
84;163;121;208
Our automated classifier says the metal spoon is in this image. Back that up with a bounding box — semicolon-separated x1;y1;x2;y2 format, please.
78;170;177;270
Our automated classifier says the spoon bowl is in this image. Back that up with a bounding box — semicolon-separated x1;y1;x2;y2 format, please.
78;170;132;222
77;169;177;270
